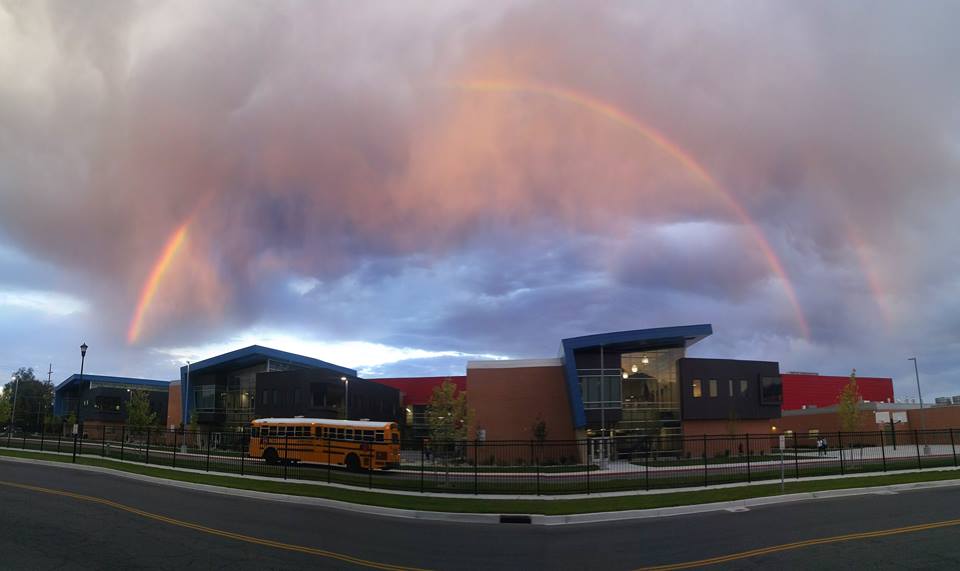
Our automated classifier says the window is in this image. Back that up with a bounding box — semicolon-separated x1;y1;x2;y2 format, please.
728;380;734;397
375;430;384;442
740;380;749;395
251;427;260;437
692;379;702;398
708;379;718;398
345;429;354;440
760;377;783;405
363;430;374;442
95;396;121;412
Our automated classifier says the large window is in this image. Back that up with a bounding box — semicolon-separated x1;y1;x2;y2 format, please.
578;374;622;408
708;379;718;398
692;379;702;398
95;396;121;413
760;377;783;405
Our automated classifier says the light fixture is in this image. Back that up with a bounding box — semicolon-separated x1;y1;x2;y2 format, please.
631;364;638;374
641;356;649;365
622;371;628;379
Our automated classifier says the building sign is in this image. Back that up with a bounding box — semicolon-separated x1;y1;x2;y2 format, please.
876;411;908;424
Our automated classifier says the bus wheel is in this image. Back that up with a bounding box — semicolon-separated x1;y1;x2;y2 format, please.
263;448;279;465
345;454;361;472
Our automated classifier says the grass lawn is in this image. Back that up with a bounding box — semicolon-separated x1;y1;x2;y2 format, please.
3;447;960;515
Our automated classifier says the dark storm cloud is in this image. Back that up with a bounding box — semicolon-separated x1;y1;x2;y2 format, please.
1;1;959;394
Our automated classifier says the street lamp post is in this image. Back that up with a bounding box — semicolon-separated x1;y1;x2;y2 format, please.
7;374;18;446
341;377;349;420
909;357;929;455
72;342;87;462
182;360;191;453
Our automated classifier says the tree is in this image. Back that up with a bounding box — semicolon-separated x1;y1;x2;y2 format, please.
837;368;862;434
426;379;471;444
2;368;54;433
127;389;159;435
0;390;10;432
531;416;548;443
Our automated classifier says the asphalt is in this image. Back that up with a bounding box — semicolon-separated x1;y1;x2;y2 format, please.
2;459;960;570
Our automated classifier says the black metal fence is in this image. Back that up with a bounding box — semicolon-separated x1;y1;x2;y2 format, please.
2;425;958;495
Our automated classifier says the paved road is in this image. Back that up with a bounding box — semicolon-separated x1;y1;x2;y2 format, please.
1;458;960;570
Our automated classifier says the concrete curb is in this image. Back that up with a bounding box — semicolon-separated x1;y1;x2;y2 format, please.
534;479;960;525
3;453;960;526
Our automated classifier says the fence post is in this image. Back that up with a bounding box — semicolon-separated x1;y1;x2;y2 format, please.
102;427;106;457
837;432;845;475
951;428;958;467
474;440;479;495
419;441;424;493
205;431;211;472
793;432;800;480
914;430;922;470
57;430;61;453
327;436;332;484
22;429;26;449
72;432;78;463
645;449;650;491
120;425;125;461
283;433;289;480
585;439;591;495
240;433;245;476
40;427;45;452
144;427;151;465
535;441;541;496
879;429;886;472
702;434;708;487
172;429;178;468
745;434;751;483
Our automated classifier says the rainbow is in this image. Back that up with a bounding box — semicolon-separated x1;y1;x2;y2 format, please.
451;79;811;338
845;226;893;327
127;223;189;344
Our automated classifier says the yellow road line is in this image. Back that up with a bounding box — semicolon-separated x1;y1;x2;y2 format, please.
636;517;960;570
0;480;429;571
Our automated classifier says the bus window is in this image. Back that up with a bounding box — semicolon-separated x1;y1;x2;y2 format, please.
363;430;374;442
336;428;344;440
375;431;384;442
251;427;260;437
345;429;354;440
295;426;304;437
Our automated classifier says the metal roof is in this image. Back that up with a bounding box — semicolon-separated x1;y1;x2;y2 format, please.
179;345;356;377
56;373;169;391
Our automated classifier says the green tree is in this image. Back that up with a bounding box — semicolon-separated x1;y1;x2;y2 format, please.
0;387;10;431
2;368;54;433
127;389;159;436
837;368;862;433
426;379;471;443
531;416;548;443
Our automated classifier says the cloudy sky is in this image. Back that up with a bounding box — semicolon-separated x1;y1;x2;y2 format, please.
1;1;958;400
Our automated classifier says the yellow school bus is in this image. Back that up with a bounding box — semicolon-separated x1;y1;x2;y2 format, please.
249;417;401;471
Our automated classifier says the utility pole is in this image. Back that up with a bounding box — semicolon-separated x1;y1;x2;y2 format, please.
47;364;53;383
